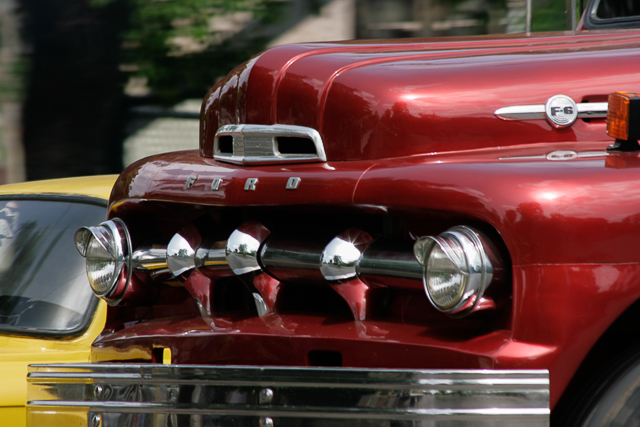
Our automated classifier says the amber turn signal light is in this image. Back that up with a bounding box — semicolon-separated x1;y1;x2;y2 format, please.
607;92;640;141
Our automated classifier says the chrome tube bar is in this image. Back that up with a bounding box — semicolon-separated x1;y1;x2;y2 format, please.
127;223;425;290
358;246;423;281
260;239;325;282
259;232;422;287
195;245;230;277
131;245;172;282
28;364;549;427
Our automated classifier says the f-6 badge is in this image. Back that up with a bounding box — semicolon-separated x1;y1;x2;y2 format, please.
494;94;608;129
545;95;578;128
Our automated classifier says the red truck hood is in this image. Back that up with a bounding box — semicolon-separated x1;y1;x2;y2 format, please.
201;30;640;162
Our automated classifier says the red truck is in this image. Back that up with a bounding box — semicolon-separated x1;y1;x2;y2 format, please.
27;1;640;426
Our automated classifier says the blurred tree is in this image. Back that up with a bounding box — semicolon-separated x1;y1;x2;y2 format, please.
17;0;582;180
18;0;277;180
101;0;278;102
532;0;575;31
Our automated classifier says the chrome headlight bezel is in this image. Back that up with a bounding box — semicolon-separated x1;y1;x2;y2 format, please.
74;218;132;302
414;226;493;315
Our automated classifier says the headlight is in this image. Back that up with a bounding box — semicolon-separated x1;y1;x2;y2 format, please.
414;226;493;316
74;218;132;302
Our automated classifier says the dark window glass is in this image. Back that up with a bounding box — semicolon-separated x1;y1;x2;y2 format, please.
596;0;640;19
0;199;105;335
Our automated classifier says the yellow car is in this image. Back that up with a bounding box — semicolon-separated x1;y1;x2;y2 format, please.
0;175;116;427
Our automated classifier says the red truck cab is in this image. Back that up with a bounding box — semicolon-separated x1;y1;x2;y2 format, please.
27;1;640;426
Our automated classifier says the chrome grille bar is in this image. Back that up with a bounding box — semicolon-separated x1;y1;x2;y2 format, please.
28;364;549;426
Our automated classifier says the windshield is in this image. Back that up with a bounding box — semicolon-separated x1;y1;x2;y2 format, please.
0;197;106;336
584;0;640;29
595;0;640;19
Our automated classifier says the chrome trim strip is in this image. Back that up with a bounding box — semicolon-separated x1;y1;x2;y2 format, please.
28;364;549;426
494;102;607;121
494;105;545;120
30;402;550;416
577;102;608;117
499;151;608;161
214;124;327;165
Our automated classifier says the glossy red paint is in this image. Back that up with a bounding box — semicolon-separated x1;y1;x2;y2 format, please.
104;138;640;408
92;304;525;368
110;150;377;211
253;273;281;315
96;25;640;421
355;147;640;265
329;279;371;321
112;143;640;266
182;270;214;317
91;262;640;408
201;31;640;162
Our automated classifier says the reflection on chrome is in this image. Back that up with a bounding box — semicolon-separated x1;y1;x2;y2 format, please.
225;221;275;316
131;245;172;282
226;225;268;276
252;293;269;317
28;364;550;427
77;218;500;321
320;229;372;282
167;233;196;277
414;226;493;316
74;219;131;301
195;239;230;279
214;124;327;165
260;239;325;282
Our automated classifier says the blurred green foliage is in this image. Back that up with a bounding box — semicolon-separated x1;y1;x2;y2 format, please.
92;0;584;103
92;0;279;103
532;0;581;32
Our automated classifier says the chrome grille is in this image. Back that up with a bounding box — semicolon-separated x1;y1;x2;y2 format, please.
214;124;326;165
28;364;550;427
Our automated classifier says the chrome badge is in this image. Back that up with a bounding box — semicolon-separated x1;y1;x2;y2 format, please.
546;150;578;161
545;95;578;128
494;95;607;129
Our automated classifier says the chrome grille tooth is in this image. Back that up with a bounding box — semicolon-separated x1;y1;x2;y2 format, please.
225;221;280;316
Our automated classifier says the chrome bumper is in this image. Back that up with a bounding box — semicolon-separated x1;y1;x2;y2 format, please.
27;364;549;426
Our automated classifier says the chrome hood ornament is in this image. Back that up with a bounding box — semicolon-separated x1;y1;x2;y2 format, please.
214;124;326;165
